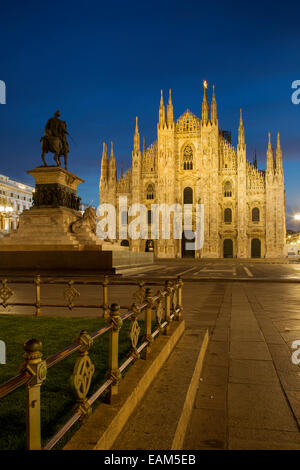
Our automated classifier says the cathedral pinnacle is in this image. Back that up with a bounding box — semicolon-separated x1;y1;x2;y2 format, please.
134;116;140;152
211;84;218;124
159;89;165;127
266;132;274;173
238;109;245;147
253;149;257;168
276;132;283;174
166;88;174;127
110;141;114;159
202;80;209;125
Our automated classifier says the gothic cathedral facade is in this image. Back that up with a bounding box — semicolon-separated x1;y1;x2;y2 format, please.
99;84;286;259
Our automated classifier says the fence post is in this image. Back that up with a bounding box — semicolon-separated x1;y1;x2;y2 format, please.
35;275;42;316
102;275;109;318
22;339;47;450
175;275;183;320
164;280;171;334
106;303;122;402
141;287;153;359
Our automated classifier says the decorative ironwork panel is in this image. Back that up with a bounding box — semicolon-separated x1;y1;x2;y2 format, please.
64;281;80;309
0;279;13;308
71;354;95;401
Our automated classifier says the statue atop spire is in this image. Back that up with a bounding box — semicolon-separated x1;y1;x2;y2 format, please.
202;80;209;125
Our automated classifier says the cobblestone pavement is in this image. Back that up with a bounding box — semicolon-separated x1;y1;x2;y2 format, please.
183;281;300;450
117;259;300;281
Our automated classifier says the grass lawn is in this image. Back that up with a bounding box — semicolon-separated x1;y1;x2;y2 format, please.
0;314;146;450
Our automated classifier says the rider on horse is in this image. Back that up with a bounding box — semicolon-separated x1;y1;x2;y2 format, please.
41;110;69;170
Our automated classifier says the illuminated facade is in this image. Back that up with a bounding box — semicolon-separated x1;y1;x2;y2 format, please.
0;174;34;234
99;84;286;258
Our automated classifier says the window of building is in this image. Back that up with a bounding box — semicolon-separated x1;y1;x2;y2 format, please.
224;208;232;223
183;145;193;170
224;181;232;197
146;184;154;200
147;209;152;225
252;207;260;222
183;187;193;204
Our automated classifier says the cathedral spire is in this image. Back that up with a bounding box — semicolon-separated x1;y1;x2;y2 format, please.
266;132;274;173
210;84;218;124
253;149;257;168
201;80;209;125
166;88;174;127
276;132;283;174
121;160;123;178
109;141;116;181
159;89;165;127
134;116;140;153
238;109;245;148
143;136;145;156
100;141;109;182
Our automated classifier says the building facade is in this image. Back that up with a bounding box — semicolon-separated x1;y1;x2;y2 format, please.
99;84;286;258
0;174;34;235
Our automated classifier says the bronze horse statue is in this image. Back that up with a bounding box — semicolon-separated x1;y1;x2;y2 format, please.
40;111;69;170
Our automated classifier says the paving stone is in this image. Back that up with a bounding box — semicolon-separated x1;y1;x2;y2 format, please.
200;364;229;386
184;409;227;450
229;359;278;385
194;383;227;411
228;382;298;431
230;341;272;360
229;427;300;449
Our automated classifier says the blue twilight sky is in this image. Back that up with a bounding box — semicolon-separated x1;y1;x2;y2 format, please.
0;0;300;228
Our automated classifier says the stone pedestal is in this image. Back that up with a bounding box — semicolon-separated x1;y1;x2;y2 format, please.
0;166;102;251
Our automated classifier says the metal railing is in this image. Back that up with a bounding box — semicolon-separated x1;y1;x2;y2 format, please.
0;276;183;450
0;275;166;317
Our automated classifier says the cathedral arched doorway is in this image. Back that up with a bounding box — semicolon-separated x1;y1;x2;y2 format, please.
183;187;193;204
145;239;154;252
182;230;195;258
251;238;261;258
223;239;233;258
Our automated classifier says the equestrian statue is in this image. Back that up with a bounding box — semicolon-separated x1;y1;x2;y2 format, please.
40;110;69;170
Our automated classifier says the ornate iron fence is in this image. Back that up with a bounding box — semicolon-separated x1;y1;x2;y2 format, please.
0;276;183;450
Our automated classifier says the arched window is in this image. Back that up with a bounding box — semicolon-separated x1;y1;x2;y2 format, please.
146;184;154;200
121;240;129;247
224;208;232;223
183;187;193;204
224;181;232;197
252;207;260;222
147;209;152;225
183;145;193;170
